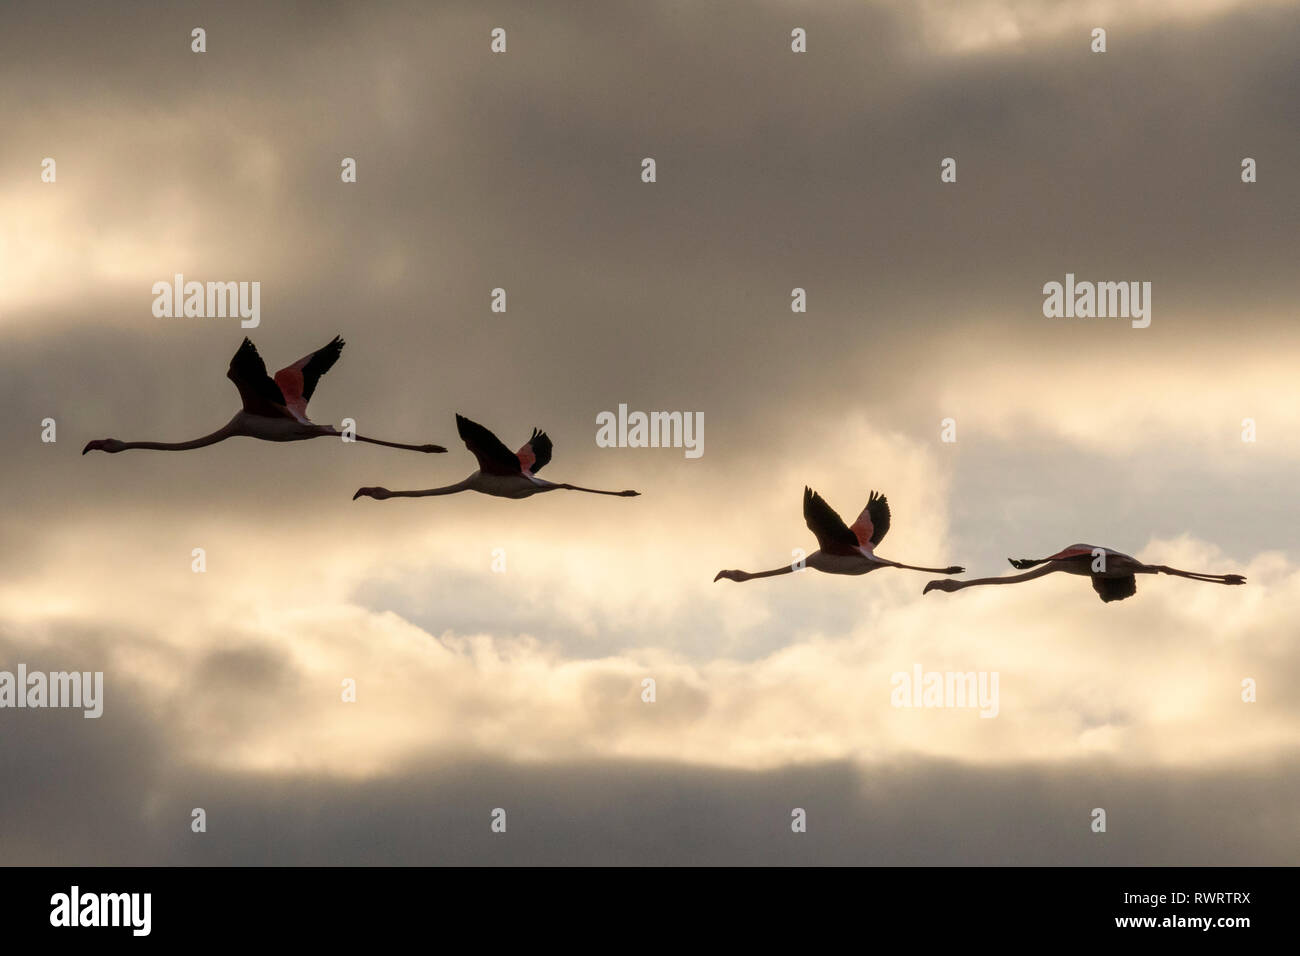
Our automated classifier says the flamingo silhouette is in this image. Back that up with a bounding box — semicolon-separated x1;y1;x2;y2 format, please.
714;487;964;583
353;413;640;501
82;337;446;455
923;544;1246;602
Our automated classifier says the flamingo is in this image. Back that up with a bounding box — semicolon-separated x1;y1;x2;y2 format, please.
922;544;1246;602
352;413;640;501
713;487;964;583
82;337;446;455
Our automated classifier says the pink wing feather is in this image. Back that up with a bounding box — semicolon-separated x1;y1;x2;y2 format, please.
273;336;344;424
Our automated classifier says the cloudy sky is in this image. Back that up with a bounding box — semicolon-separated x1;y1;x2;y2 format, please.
2;0;1298;864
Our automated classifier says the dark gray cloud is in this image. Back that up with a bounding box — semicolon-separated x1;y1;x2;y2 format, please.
2;0;1298;529
1;652;1296;865
3;626;1298;865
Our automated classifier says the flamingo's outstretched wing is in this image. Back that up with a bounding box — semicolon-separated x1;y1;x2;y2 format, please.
850;490;891;549
274;335;344;422
1010;543;1102;569
227;338;291;418
803;487;860;555
1091;573;1137;603
1048;544;1102;561
456;414;523;475
517;429;553;475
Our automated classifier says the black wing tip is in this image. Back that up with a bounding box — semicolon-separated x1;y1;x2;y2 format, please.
230;337;258;364
527;429;554;473
455;413;478;438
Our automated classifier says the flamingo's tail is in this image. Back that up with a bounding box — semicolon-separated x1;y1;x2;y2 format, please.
1008;557;1048;570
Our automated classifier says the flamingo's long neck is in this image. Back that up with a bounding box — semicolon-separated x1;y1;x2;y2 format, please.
387;479;473;498
120;420;239;451
741;566;796;581
949;566;1058;589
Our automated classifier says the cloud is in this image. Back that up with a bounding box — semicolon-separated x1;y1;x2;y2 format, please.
3;659;1296;865
1;507;1290;783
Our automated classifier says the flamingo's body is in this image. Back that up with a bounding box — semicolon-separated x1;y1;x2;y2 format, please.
82;337;447;456
353;414;640;502
923;543;1246;602
713;487;964;583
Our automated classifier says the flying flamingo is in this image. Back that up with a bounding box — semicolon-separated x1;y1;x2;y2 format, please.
82;337;446;456
922;544;1246;602
352;413;640;501
713;487;964;583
